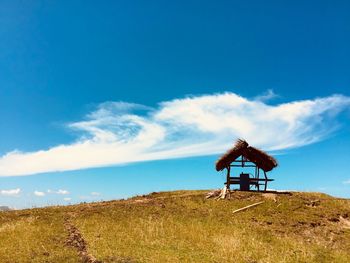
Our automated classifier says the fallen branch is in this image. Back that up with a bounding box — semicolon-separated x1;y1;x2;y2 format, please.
205;189;222;199
206;186;230;200
232;201;264;214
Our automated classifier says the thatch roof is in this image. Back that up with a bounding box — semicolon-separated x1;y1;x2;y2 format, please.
215;139;278;172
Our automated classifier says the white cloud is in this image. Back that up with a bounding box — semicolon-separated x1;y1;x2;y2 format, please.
34;191;45;197
57;189;69;195
91;192;101;196
63;197;72;201
0;188;21;196
343;180;350;185
254;89;279;102
47;189;69;195
0;92;349;176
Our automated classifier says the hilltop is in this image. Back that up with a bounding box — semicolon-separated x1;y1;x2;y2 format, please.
0;190;349;263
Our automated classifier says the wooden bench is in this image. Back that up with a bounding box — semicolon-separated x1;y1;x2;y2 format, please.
225;175;274;191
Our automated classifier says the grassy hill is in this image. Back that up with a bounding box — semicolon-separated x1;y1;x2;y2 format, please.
0;190;349;263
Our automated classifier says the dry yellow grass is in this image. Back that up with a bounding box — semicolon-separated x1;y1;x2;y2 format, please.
0;208;79;262
0;190;350;262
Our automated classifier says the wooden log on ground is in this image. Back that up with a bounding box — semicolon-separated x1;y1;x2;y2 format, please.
205;189;222;199
206;186;231;200
232;201;264;214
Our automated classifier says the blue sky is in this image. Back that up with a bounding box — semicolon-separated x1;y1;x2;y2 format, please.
0;0;349;208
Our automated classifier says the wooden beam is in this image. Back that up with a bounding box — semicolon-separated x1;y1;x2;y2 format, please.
232;201;265;214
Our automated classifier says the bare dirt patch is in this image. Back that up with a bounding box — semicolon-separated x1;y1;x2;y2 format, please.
64;213;101;263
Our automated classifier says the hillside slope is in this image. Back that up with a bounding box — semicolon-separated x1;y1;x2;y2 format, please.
0;190;349;263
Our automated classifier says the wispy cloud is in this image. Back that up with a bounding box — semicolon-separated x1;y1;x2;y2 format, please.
91;192;101;196
254;89;279;102
0;188;21;196
0;92;349;176
63;197;72;201
34;191;45;197
343;180;350;185
47;189;70;195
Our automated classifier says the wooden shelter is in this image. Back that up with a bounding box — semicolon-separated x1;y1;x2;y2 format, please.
216;139;278;192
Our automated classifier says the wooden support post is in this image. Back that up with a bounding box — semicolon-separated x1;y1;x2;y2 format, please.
226;166;231;191
257;167;260;191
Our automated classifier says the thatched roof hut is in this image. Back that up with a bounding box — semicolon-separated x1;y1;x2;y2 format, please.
215;139;278;172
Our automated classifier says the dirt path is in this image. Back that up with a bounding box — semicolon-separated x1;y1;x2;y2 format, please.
64;213;101;263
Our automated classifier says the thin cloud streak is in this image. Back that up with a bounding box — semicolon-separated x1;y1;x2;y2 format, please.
0;92;349;176
47;189;70;195
0;188;21;196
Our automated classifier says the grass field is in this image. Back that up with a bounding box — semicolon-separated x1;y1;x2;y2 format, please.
0;190;349;262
